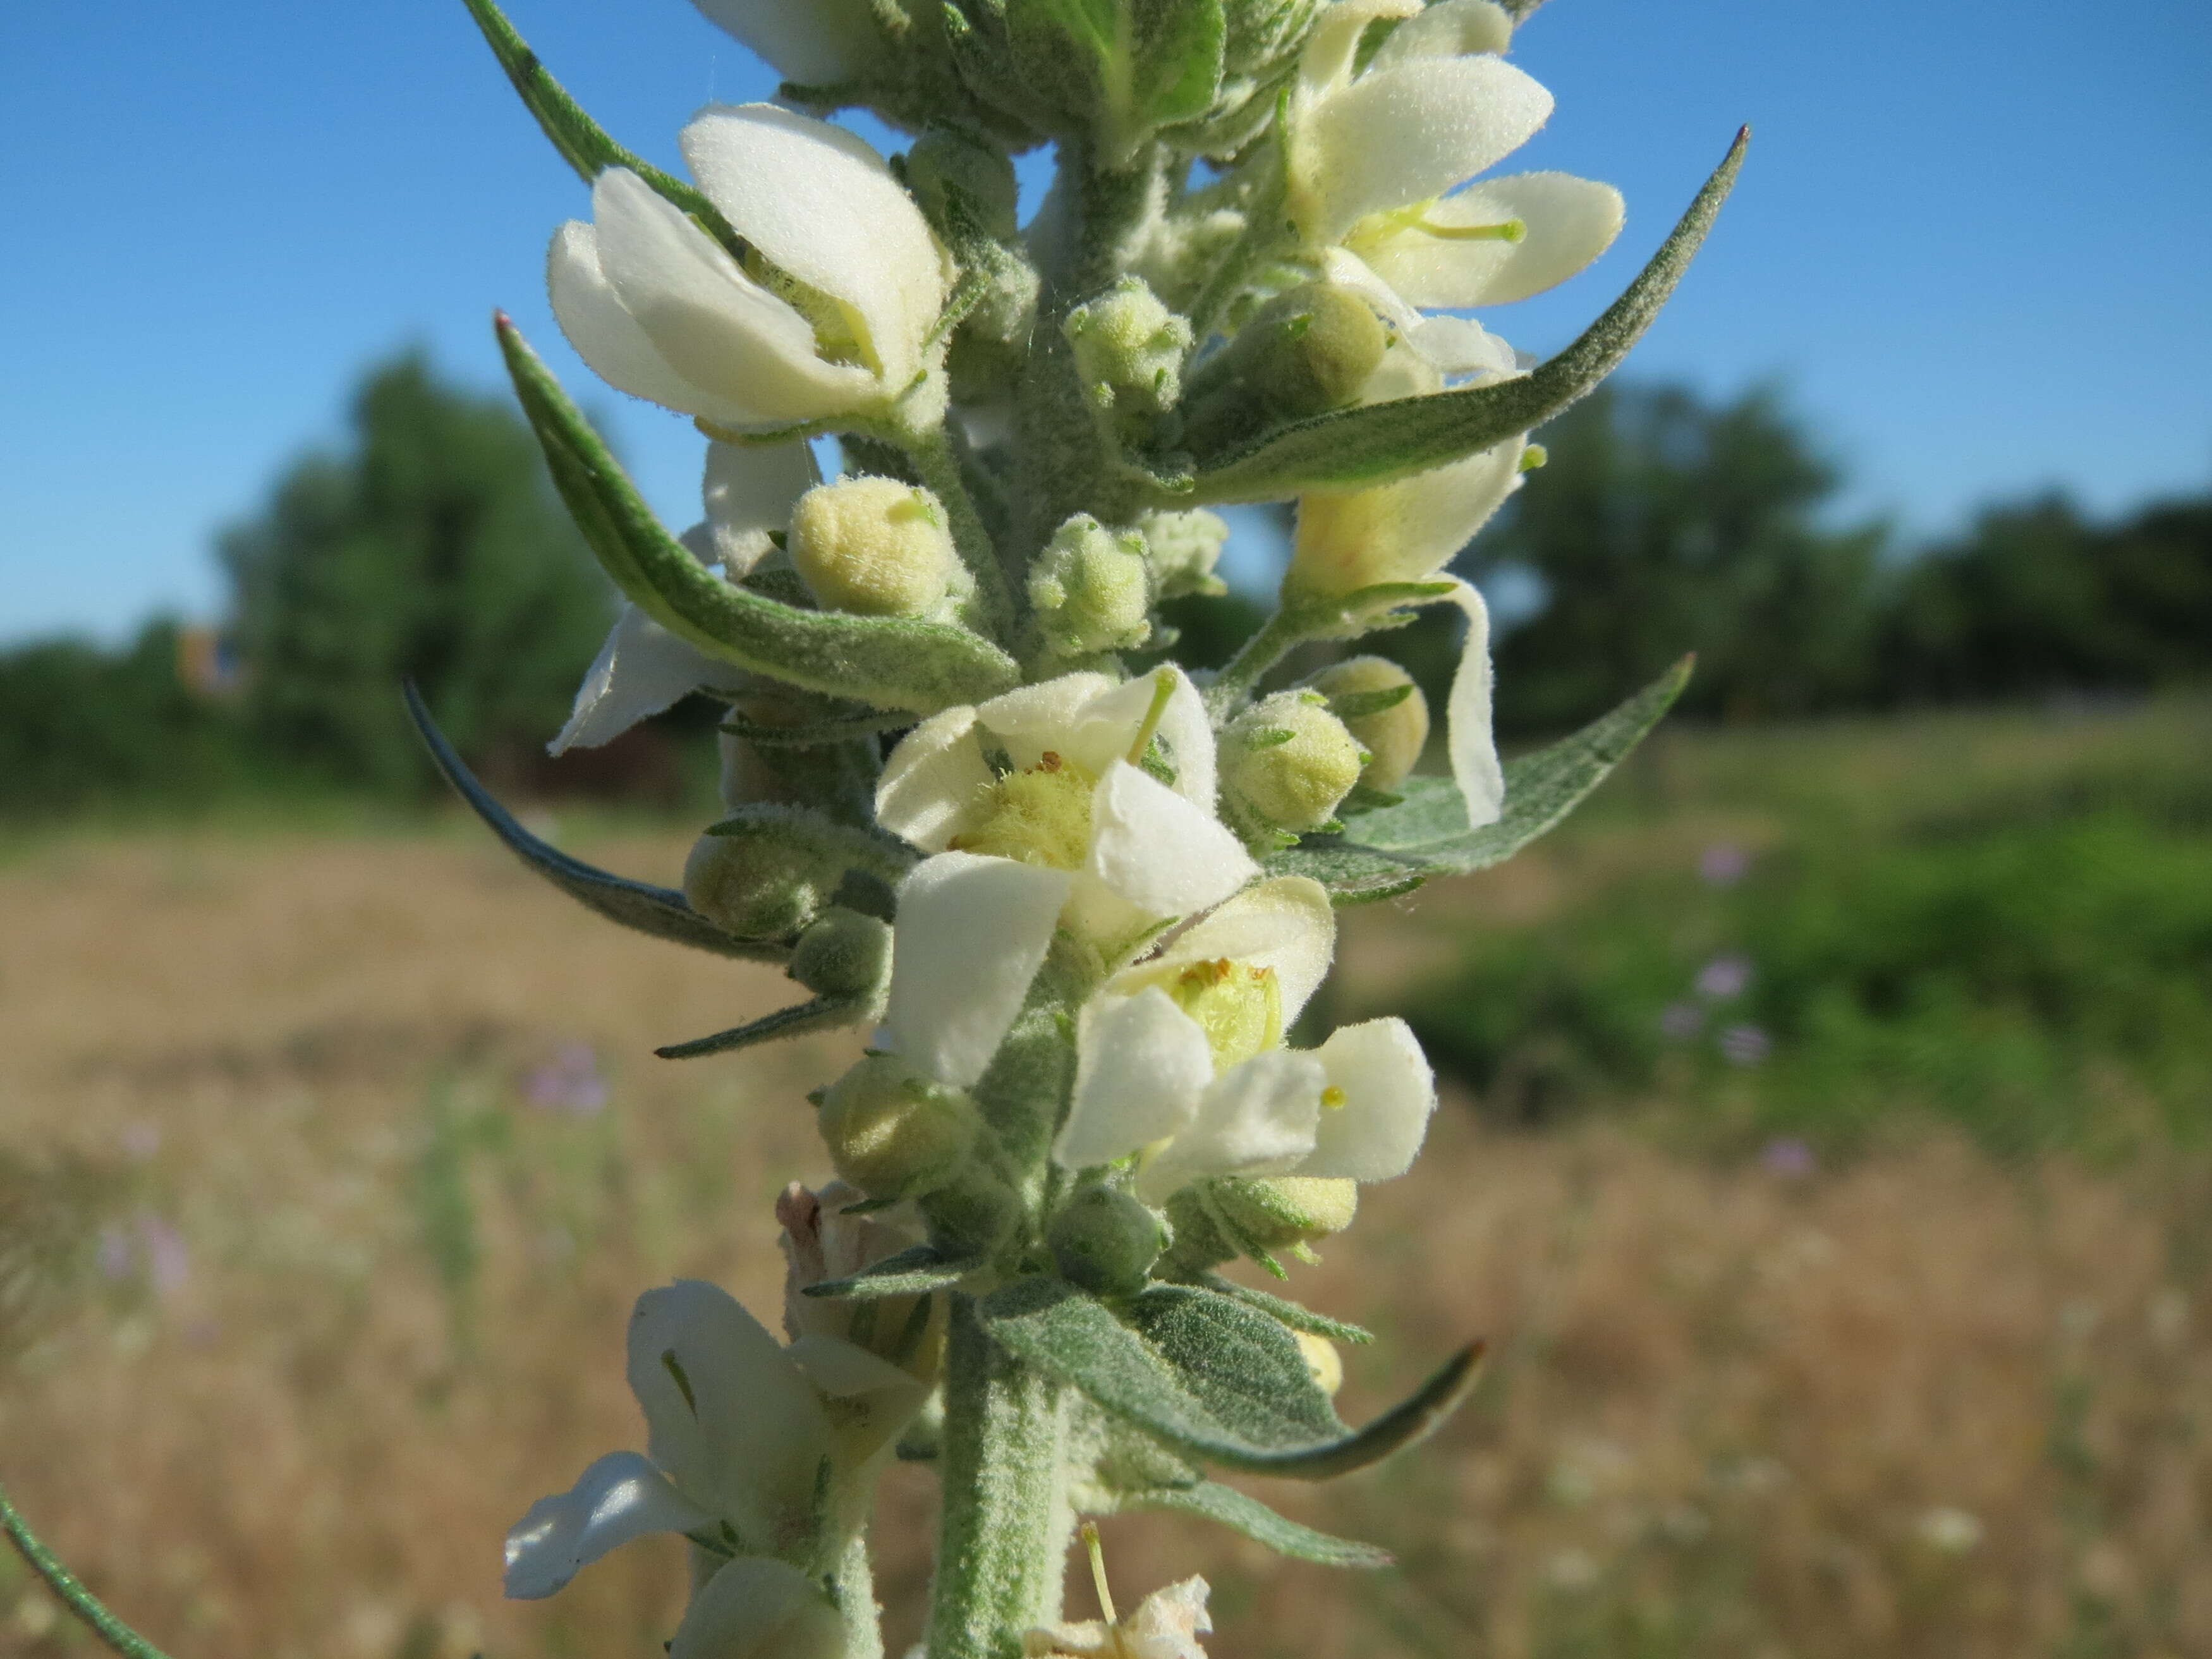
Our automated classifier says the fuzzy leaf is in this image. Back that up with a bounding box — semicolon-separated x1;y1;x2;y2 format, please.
1265;655;1692;902
654;996;867;1059
803;1243;980;1300
1126;1481;1394;1568
1183;129;1747;504
981;1279;1478;1479
1189;1273;1375;1345
458;0;741;252
404;683;783;963
1130;0;1227;128
495;317;1022;715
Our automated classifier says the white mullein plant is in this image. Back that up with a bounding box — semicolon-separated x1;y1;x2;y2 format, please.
0;0;1746;1655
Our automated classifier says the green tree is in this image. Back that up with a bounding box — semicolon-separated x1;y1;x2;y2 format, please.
221;353;611;790
1472;382;1884;734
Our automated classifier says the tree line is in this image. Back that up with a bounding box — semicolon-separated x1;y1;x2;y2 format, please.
3;355;2208;818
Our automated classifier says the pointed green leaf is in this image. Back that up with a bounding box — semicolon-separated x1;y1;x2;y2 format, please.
495;318;1021;715
1126;1481;1394;1569
1189;1273;1374;1345
980;1278;1478;1480
1183;129;1748;504
803;1243;981;1300
404;683;785;963
653;995;866;1059
1265;655;1693;902
1130;0;1226;128
458;0;741;251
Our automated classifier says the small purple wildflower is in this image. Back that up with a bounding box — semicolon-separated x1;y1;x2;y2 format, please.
1699;842;1751;887
1696;953;1753;1000
1658;1001;1706;1039
1760;1136;1816;1178
525;1042;609;1116
1720;1023;1772;1066
97;1224;135;1282
140;1216;190;1299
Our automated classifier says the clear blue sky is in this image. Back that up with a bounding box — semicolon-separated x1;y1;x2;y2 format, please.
3;0;2207;643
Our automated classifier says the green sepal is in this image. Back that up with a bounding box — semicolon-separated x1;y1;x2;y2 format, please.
458;0;743;254
1325;683;1415;722
1124;1481;1394;1569
495;317;1021;714
1338;781;1404;814
801;1242;980;1300
1181;129;1748;504
980;1278;1478;1480
1189;1272;1375;1345
653;995;866;1060
403;683;785;964
1265;654;1694;902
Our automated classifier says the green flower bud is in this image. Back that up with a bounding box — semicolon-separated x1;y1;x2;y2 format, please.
1220;690;1366;837
904;129;1021;243
682;806;909;941
788;906;894;1001
1048;1186;1168;1295
1207;1175;1359;1249
1180;283;1395;455
1134;509;1229;599
1029;514;1153;658
1063;277;1191;423
816;1053;982;1201
1305;657;1431;791
789;476;964;617
1160;1185;1235;1274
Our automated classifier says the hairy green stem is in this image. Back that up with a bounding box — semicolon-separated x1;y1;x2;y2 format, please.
1203;605;1309;716
835;1529;887;1659
0;1481;175;1659
925;1299;1076;1659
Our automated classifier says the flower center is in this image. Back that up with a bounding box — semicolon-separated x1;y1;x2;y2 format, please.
742;249;880;375
949;751;1097;870
1167;957;1282;1073
1343;200;1526;261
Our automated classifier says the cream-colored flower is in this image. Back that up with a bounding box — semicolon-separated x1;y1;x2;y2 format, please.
1025;1576;1212;1659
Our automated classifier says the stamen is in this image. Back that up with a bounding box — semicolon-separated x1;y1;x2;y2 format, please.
1321;1085;1348;1109
1126;667;1177;767
1417;216;1526;244
1081;1521;1117;1625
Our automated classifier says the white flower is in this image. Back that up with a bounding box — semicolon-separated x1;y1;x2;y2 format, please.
549;104;951;434
691;0;878;88
551;441;816;753
502;1280;921;1627
1284;0;1622;305
875;669;1258;1087
1024;1576;1213;1659
1051;877;1437;1201
777;1179;948;1388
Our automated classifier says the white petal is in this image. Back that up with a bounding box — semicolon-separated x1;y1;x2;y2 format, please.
1058;665;1218;808
690;0;868;85
974;671;1121;769
681;106;946;387
1055;989;1214;1170
1138;1051;1325;1201
1409;316;1520;381
1297;0;1422;100
502;1450;715;1600
1369;0;1512;66
1301;1018;1437;1181
786;1332;925;1401
551;605;742;755
1126;1576;1214;1659
1444;579;1505;827
1152;667;1218;808
703;439;815;576
1363;173;1626;308
1088;761;1258;918
670;1557;847;1659
591;169;875;425
1291;434;1524;590
1299;56;1553;245
886;853;1071;1086
626;1280;830;1540
1132;876;1336;1026
875;707;988;851
548;220;755;425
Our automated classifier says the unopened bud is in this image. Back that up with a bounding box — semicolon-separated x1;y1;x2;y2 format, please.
683;806;908;940
1048;1186;1168;1295
789;906;894;1001
1207;1175;1358;1249
1304;657;1430;790
1180;283;1395;455
1063;277;1191;422
1220;690;1366;836
904;128;1020;243
1134;509;1229;599
789;476;964;617
1294;1330;1344;1397
1030;515;1153;658
816;1053;981;1201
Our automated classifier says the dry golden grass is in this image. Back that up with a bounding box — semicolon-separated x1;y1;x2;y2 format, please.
1;825;2206;1659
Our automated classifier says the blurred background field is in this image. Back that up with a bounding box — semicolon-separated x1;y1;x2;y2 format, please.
2;688;2208;1659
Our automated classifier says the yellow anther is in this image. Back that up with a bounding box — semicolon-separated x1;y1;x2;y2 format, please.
1320;1085;1347;1109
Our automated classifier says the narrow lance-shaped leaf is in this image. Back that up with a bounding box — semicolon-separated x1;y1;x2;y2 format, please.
980;1279;1481;1480
654;995;868;1060
458;0;743;252
495;317;1022;715
1122;1481;1394;1569
802;1243;981;1301
1266;654;1693;902
404;683;786;963
1188;1272;1375;1345
1182;128;1749;504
